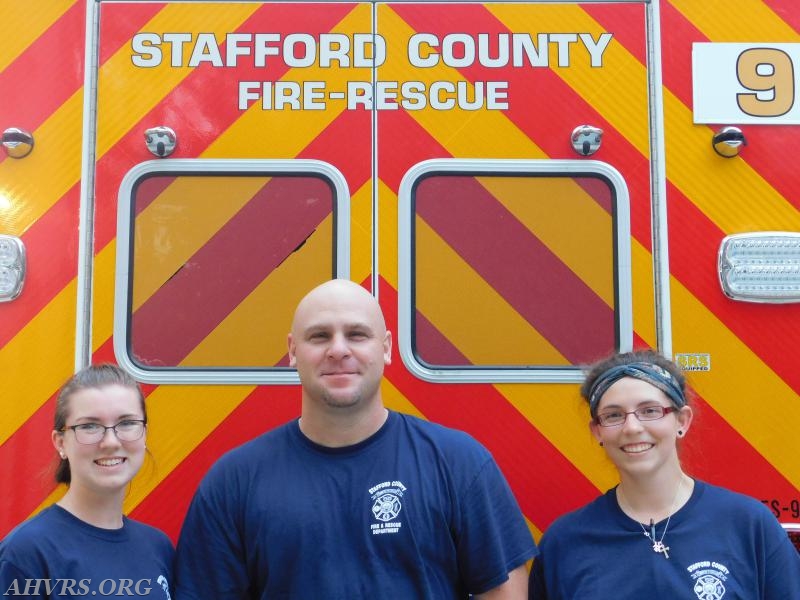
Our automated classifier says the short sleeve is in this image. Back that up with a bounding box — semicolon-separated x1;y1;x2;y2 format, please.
174;463;250;599
0;559;46;600
763;518;800;597
454;457;537;594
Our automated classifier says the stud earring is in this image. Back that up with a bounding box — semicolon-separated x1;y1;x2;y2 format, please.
599;441;604;447
677;430;684;437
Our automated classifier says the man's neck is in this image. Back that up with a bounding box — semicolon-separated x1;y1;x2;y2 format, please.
299;404;389;448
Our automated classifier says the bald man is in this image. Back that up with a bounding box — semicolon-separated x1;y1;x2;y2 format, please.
287;280;392;447
176;280;536;599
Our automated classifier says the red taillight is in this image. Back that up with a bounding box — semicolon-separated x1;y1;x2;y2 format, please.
783;525;800;554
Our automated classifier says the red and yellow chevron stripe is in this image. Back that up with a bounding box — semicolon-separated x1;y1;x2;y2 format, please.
1;1;798;545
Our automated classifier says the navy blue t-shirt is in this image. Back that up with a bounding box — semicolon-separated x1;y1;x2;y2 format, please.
0;505;174;599
530;480;800;599
176;410;536;599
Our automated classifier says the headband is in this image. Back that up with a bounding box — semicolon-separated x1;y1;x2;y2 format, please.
588;362;686;417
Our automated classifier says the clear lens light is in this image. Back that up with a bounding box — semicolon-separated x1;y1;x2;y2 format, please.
718;232;800;303
0;266;19;296
0;237;20;267
0;235;25;301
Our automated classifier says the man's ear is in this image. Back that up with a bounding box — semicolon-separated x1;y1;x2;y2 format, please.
383;331;392;365
287;333;297;368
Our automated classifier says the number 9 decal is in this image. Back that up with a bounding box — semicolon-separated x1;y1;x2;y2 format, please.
736;48;795;117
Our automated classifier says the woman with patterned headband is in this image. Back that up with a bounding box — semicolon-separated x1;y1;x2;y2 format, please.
528;349;800;599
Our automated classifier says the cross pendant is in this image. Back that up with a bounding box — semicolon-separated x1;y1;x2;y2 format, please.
652;541;670;559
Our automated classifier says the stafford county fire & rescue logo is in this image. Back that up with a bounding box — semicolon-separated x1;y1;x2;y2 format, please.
368;480;407;535
688;560;729;600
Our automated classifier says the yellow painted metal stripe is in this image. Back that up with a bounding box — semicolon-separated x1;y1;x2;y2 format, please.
669;0;799;42
489;4;651;157
0;0;75;72
416;217;566;364
0;284;77;445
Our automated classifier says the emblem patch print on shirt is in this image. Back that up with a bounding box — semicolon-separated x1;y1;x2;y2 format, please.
368;480;406;535
687;560;730;600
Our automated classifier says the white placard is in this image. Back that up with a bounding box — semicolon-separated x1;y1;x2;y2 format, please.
692;42;800;124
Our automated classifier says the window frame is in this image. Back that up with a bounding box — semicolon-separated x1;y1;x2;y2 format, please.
114;158;350;384
397;158;632;383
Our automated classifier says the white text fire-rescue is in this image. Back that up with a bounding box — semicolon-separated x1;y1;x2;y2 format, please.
131;32;613;69
238;80;510;110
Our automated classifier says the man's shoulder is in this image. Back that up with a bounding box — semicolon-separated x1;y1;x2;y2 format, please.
395;411;479;441
223;420;295;457
202;420;297;479
393;412;491;460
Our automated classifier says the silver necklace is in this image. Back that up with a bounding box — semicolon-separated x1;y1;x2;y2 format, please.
640;517;672;558
637;477;684;559
619;477;684;560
